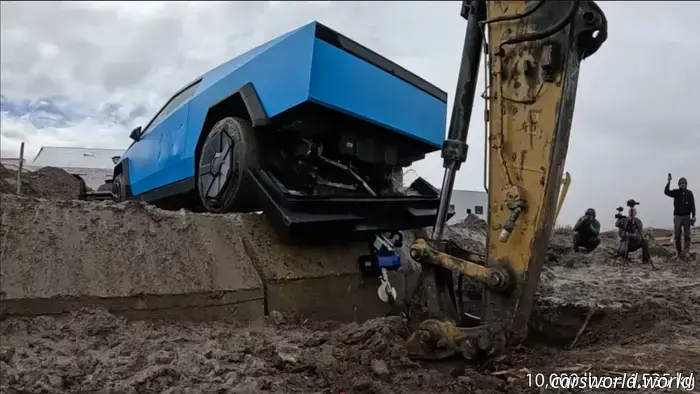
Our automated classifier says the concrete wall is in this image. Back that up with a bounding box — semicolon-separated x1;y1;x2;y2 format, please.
0;194;402;323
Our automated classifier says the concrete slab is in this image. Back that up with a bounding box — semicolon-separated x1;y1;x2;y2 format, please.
0;194;265;320
235;215;406;322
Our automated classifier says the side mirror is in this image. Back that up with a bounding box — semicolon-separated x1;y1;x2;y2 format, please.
129;126;142;141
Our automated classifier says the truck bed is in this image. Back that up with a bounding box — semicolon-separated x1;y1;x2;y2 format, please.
189;21;448;154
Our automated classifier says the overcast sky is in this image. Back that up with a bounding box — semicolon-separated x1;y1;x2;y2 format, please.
1;1;699;229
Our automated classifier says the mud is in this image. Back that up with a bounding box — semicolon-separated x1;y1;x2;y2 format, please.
2;233;699;393
2;176;700;392
0;164;81;200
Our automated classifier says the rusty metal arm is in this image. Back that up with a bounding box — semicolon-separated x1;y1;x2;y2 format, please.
405;0;608;361
409;239;511;291
555;171;572;221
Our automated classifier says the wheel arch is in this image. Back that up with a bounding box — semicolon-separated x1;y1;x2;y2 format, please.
195;82;269;164
111;157;133;198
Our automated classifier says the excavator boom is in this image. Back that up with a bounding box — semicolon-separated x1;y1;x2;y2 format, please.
405;0;607;360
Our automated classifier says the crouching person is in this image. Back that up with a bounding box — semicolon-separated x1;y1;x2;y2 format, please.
615;214;651;263
573;208;601;252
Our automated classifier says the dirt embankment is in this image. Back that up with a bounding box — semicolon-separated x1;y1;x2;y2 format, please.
1;171;699;393
0;164;82;200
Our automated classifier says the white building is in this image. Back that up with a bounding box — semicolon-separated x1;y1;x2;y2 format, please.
449;189;488;224
31;147;124;190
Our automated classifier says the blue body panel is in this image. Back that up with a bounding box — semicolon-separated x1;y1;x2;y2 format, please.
121;21;447;197
309;39;446;149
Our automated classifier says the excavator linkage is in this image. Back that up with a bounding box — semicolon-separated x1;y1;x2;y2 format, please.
405;0;608;360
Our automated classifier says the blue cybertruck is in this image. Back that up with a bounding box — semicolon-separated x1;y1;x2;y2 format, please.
113;21;454;238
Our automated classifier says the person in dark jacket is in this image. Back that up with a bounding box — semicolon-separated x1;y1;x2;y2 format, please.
573;208;601;252
664;174;696;258
614;213;651;263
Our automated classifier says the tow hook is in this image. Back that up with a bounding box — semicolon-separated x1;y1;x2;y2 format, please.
358;232;403;303
378;266;397;303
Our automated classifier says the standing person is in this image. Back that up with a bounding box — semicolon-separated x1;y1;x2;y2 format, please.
573;208;601;252
664;174;696;258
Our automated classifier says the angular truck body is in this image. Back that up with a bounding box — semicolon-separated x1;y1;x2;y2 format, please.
114;21;453;238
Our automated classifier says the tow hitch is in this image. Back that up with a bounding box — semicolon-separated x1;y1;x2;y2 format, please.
358;232;403;303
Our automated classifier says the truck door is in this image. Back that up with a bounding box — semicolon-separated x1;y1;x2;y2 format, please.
152;102;191;187
128;80;201;196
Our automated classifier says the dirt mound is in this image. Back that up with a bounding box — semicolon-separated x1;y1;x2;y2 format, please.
647;227;674;239
455;213;487;234
0;164;81;200
408;215;487;257
545;226;686;269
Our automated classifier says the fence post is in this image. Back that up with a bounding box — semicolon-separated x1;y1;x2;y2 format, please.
16;142;25;194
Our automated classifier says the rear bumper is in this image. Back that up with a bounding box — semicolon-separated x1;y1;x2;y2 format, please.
249;169;454;239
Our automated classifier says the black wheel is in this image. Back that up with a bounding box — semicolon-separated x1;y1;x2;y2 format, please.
197;116;260;213
112;173;127;202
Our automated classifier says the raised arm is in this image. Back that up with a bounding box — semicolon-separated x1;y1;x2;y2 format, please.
573;216;586;231
664;182;675;197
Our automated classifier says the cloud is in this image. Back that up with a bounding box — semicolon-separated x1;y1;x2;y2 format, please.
0;112;136;161
1;1;699;229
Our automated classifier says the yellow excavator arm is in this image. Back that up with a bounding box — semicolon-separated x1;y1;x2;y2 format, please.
405;0;607;360
556;172;572;223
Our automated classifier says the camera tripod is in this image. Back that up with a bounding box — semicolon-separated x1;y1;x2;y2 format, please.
613;201;655;268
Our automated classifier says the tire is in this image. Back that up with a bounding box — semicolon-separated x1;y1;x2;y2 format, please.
112;173;127;202
196;116;260;213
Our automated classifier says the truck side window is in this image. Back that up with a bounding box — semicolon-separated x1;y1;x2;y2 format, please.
474;205;484;215
141;79;202;137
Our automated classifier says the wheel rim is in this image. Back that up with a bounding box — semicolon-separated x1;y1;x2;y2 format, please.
198;126;237;205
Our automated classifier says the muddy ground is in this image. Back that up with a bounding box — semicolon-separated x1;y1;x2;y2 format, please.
1;169;699;393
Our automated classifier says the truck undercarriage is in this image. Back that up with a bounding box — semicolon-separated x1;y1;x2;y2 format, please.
247;103;452;238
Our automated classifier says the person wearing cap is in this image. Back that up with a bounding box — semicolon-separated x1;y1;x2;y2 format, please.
665;174;696;258
573;208;601;252
614;210;651;263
